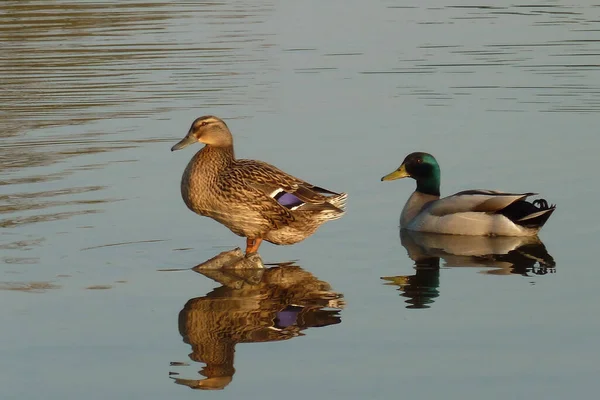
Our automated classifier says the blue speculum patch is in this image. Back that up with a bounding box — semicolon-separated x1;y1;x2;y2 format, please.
275;191;303;208
275;308;301;328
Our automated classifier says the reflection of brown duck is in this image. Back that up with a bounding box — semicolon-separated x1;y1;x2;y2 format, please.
172;262;344;390
382;230;556;309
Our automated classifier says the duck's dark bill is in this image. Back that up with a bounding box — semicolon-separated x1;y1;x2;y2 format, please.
171;135;196;151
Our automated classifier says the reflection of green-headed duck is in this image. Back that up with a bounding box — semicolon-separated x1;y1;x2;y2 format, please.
382;152;555;236
172;116;347;255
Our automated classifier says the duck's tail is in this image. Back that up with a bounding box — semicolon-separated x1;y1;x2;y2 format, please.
500;198;556;229
294;191;347;222
326;192;348;218
286;186;348;224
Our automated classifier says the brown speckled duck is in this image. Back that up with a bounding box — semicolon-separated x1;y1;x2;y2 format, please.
171;116;347;255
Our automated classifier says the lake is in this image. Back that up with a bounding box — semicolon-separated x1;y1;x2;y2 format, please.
1;1;599;399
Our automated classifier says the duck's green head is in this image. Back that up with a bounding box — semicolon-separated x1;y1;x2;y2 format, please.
171;115;233;151
381;152;441;196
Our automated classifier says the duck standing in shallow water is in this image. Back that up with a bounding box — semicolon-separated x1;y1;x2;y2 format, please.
171;116;347;255
381;152;555;236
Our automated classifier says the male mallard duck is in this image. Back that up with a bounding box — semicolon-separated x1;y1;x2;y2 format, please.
171;116;347;255
381;152;555;236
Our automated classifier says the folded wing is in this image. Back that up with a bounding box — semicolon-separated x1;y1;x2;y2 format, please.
427;190;536;216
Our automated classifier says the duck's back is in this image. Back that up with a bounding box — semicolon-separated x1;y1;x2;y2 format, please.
403;190;550;236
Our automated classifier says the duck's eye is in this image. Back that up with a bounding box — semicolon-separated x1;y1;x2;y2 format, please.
416;158;422;164
200;121;208;127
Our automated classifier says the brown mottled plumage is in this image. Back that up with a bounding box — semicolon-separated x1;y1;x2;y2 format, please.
171;116;347;254
173;263;343;390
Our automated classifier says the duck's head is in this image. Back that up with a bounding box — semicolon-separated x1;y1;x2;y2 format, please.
171;115;233;151
381;152;441;196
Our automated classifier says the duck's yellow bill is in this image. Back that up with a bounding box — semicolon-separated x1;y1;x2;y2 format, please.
381;164;409;181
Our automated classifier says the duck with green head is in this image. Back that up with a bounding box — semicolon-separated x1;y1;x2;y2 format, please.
381;152;555;236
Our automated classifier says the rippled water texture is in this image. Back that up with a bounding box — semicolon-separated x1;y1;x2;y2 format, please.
1;1;600;399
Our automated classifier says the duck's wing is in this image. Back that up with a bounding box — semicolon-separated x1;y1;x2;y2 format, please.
427;190;536;217
229;160;345;212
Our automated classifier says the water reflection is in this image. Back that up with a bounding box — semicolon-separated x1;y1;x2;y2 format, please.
171;261;344;390
383;230;556;309
382;255;440;310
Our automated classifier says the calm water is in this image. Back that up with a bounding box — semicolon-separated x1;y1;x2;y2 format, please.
2;1;600;398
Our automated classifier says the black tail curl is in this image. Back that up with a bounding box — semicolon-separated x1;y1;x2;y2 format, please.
500;198;556;229
532;199;556;210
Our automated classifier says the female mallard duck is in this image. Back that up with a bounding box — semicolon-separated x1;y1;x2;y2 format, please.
171;116;347;255
381;152;555;236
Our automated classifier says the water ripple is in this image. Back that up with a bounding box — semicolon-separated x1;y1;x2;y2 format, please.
370;3;600;112
0;1;277;250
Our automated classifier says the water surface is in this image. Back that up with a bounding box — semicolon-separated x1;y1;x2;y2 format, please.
2;1;600;399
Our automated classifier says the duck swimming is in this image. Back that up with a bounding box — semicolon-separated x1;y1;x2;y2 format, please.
171;116;347;255
381;152;555;236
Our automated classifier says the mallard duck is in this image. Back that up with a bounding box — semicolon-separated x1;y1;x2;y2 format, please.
381;152;555;236
171;116;347;255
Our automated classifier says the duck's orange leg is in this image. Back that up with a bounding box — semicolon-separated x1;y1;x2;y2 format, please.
245;238;263;255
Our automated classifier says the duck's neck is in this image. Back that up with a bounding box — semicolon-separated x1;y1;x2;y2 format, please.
196;145;235;174
400;171;440;228
400;191;440;228
416;173;440;197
